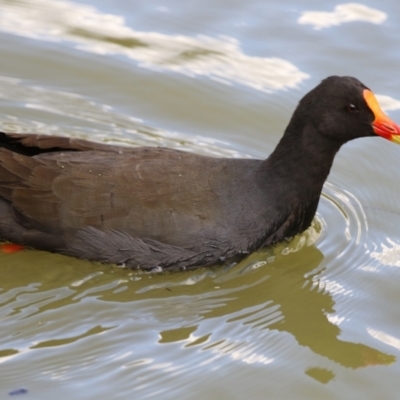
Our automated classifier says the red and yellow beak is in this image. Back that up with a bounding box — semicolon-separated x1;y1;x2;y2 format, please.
364;89;400;144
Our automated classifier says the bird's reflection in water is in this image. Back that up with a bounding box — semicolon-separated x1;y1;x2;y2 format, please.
136;242;395;370
4;238;392;373
249;246;395;369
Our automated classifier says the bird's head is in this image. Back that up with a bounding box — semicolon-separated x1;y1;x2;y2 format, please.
294;76;400;144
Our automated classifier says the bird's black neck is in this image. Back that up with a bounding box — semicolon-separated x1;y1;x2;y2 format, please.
259;121;344;198
252;121;345;243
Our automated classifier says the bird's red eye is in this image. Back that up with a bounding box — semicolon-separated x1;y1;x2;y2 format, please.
346;103;358;113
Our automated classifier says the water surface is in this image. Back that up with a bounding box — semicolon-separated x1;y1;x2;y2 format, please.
1;0;400;398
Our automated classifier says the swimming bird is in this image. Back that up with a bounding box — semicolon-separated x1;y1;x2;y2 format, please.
0;76;398;271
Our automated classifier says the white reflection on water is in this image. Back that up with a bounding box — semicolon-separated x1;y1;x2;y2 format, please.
0;0;308;92
327;314;346;325
201;338;275;367
368;328;400;350
370;238;400;267
298;3;387;30
312;277;353;296
376;95;400;112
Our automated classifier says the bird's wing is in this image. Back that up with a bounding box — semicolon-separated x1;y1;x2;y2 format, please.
0;131;133;153
0;134;226;245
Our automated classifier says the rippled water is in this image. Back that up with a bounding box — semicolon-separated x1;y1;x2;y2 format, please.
1;0;400;398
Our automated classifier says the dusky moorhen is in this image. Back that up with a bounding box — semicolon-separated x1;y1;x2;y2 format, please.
0;76;399;270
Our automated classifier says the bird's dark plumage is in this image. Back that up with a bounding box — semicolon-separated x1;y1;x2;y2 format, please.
0;76;398;270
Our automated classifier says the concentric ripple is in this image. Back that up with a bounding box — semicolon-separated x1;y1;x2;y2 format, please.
318;181;368;259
